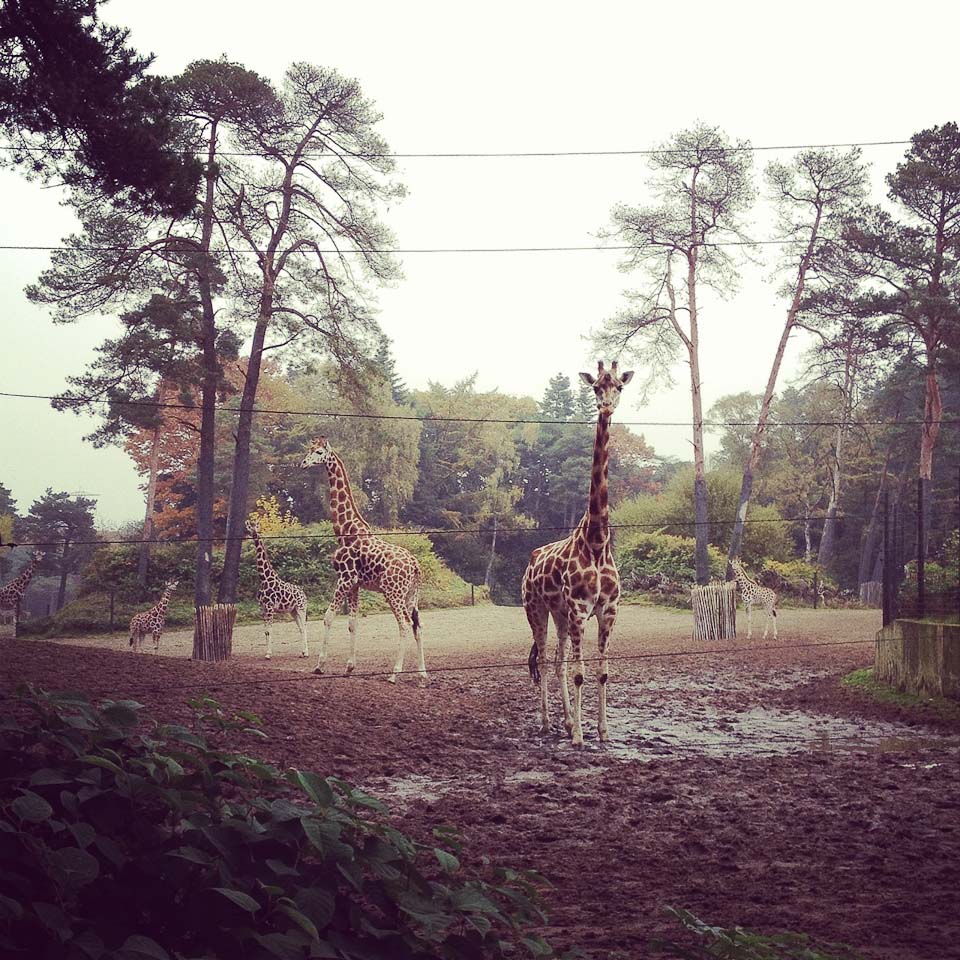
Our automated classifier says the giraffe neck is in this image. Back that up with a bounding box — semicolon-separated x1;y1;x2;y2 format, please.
324;453;371;543
157;591;173;613
734;567;754;591
580;412;611;549
8;558;39;596
252;533;278;582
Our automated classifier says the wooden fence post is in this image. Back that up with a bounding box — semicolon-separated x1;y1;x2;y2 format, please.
192;604;236;661
692;581;737;641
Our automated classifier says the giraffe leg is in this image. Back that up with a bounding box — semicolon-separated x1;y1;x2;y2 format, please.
746;602;753;640
345;586;359;674
409;588;427;683
153;629;161;654
596;604;618;743
386;590;411;683
525;601;550;734
293;606;309;657
263;609;274;659
568;613;588;747
769;602;778;640
318;580;353;675
551;611;572;734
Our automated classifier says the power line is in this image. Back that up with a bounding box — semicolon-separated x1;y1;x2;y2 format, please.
63;637;882;696
0;239;807;255
0;139;912;160
10;515;852;549
1;391;953;430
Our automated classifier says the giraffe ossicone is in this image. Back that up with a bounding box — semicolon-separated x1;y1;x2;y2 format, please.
300;437;426;684
730;558;779;640
522;360;634;746
244;518;309;660
129;579;178;654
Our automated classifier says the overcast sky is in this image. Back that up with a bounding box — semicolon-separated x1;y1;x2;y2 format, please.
1;0;957;526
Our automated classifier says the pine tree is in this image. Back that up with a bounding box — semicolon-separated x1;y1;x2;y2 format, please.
374;337;409;405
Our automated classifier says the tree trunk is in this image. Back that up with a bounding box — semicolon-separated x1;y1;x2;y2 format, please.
218;311;270;604
137;383;165;587
57;540;70;611
686;284;710;584
728;209;821;569
484;513;498;589
194;120;220;609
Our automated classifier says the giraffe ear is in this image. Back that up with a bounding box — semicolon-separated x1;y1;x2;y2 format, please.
579;372;595;386
620;370;635;385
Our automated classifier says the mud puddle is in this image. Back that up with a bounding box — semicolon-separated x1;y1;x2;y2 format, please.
605;700;960;760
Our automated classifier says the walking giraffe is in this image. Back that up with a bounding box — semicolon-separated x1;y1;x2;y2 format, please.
0;550;44;612
129;580;178;653
730;558;778;639
522;360;634;746
245;519;309;659
300;438;426;683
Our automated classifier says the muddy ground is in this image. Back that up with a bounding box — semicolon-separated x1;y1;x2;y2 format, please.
3;604;959;959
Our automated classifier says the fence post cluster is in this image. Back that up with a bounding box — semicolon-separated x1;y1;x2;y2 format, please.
691;581;737;641
192;604;236;661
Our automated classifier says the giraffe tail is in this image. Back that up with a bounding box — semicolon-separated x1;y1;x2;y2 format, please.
528;642;541;684
411;606;421;634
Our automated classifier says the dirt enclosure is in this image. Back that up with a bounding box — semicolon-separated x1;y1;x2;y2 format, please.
3;604;960;959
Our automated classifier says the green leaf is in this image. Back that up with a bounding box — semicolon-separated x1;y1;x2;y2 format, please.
295;887;336;929
253;932;305;960
12;790;54;823
68;822;96;848
120;934;170;959
29;768;71;786
434;848;460;874
168;845;213;865
32;901;72;939
268;798;313;821
0;893;23;920
277;902;319;941
51;846;100;888
80;755;124;775
213;887;260;913
266;858;299;877
293;769;334;807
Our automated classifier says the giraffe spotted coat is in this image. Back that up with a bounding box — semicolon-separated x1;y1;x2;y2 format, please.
300;438;425;683
0;550;44;610
731;558;779;639
129;580;178;653
245;519;309;659
522;361;633;746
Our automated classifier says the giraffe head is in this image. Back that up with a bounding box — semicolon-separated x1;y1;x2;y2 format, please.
300;436;334;470
164;579;179;593
579;360;634;417
731;558;745;575
244;518;262;538
32;550;44;564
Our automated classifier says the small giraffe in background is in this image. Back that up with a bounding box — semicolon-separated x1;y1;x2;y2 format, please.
300;438;425;683
522;360;634;746
0;550;44;612
129;580;178;653
245;519;309;660
731;558;778;639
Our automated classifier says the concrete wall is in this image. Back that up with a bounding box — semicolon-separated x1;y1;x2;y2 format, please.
875;619;960;699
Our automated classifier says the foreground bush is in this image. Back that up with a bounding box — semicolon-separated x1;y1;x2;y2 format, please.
0;687;569;959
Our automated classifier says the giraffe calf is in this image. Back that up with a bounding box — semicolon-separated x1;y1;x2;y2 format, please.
129;580;178;653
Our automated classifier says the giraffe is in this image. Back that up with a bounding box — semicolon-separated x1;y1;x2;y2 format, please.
128;580;178;653
730;558;778;639
244;519;309;660
522;360;634;746
300;438;426;683
0;550;44;611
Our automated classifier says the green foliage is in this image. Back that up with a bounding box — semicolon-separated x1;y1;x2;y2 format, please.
760;560;837;604
617;533;726;587
841;669;960;721
0;686;573;960
651;907;862;959
612;468;791;566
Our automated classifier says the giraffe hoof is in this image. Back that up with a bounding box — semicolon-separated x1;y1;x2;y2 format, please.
300;651;308;658
386;674;397;684
313;666;325;676
418;673;428;686
345;662;355;674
